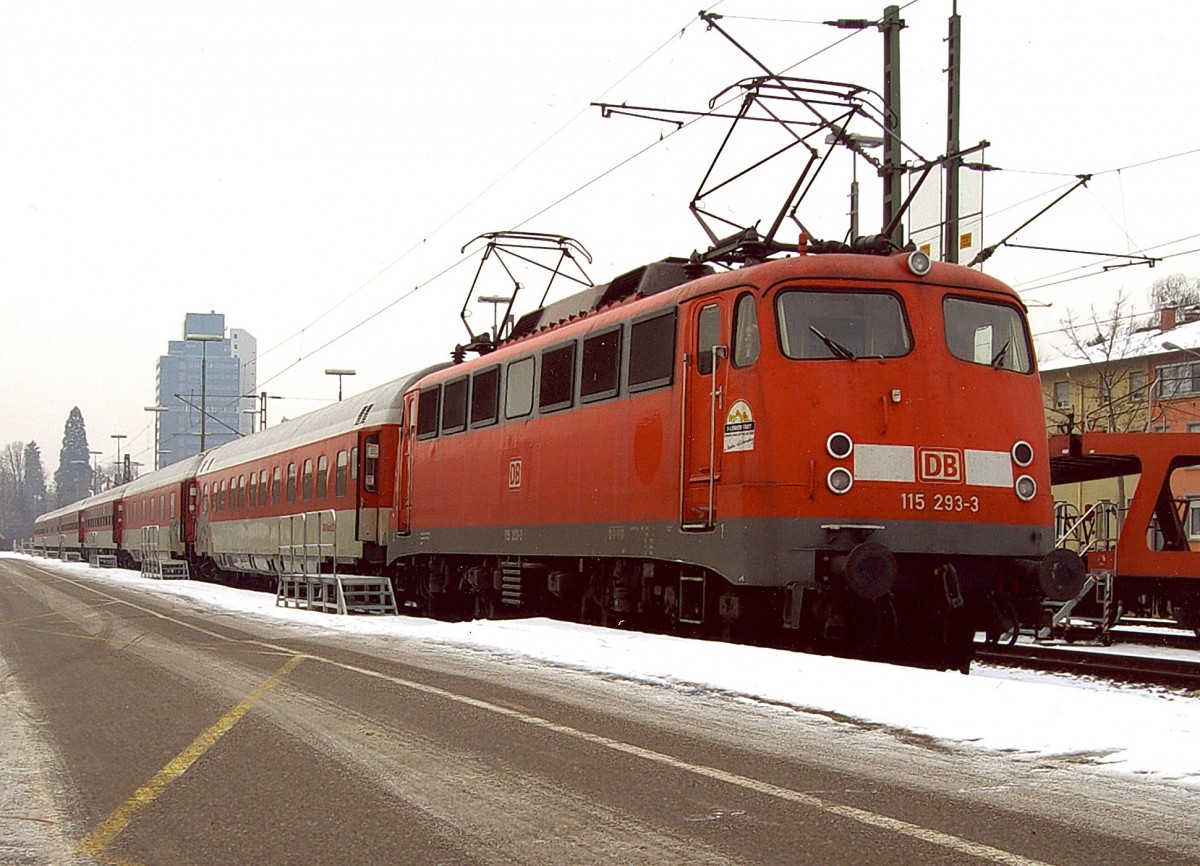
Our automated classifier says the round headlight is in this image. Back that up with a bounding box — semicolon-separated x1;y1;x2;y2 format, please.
907;250;932;276
1015;475;1037;502
827;431;854;460
1012;440;1034;467
827;467;854;495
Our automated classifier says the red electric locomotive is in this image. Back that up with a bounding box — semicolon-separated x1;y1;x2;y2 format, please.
386;248;1077;669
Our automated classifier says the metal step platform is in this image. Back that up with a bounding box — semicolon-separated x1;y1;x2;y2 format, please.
276;574;397;615
274;510;397;615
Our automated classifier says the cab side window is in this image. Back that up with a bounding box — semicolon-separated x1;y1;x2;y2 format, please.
732;294;760;367
697;304;721;375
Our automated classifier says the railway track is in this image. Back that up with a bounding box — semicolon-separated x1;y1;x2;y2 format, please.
974;642;1200;690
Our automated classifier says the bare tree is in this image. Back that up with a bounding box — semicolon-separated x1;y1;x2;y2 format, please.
1057;291;1153;435
0;442;26;547
1150;273;1200;311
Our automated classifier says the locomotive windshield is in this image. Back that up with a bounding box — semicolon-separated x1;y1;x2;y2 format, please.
776;290;911;360
943;297;1033;373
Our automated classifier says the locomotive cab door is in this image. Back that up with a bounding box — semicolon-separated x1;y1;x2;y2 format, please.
681;298;728;530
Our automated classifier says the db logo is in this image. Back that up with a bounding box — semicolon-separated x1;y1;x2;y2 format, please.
508;458;523;490
918;448;964;483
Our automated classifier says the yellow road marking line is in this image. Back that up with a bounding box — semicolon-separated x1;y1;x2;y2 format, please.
76;654;304;859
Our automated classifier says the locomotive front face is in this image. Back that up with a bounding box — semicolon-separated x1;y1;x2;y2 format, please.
684;254;1054;599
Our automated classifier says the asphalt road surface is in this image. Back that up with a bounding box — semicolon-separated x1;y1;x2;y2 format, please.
1;555;1197;866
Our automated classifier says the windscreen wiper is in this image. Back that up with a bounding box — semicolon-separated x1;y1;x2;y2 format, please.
809;326;857;361
991;340;1011;369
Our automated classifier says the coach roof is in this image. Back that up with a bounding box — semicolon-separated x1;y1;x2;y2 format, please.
195;363;449;475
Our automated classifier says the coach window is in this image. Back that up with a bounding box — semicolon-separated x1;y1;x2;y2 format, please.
417;386;441;440
628;310;676;392
777;290;911;360
733;293;761;367
350;447;359;486
470;366;500;428
581;328;621;403
272;467;282;506
170;492;176;520
363;434;379;493
160;495;166;521
302;459;314;501
317;455;329;499
238;475;245;510
287;463;297;504
220;480;227;512
336;450;348;497
505;357;535;419
202;484;209;513
441;377;468;435
247;473;256;509
539;343;576;412
259;470;267;507
697;304;721;375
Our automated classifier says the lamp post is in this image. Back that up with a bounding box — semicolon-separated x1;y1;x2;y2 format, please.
88;450;101;493
111;434;128;483
324;368;356;402
185;333;223;453
144;406;168;470
1162;341;1200;359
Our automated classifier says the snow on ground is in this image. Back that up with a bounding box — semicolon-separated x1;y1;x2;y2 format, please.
6;553;1200;789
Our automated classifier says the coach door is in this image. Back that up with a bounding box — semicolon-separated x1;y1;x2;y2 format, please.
680;298;728;530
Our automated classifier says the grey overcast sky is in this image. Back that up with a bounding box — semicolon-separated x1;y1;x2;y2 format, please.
3;0;1198;475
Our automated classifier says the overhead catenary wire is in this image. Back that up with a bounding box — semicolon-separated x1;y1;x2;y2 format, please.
988;148;1200;295
254;1;895;386
1017;233;1200;296
253;6;721;375
252;0;1194;388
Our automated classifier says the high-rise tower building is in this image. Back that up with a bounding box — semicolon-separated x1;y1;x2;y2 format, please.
230;328;258;435
155;312;257;466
